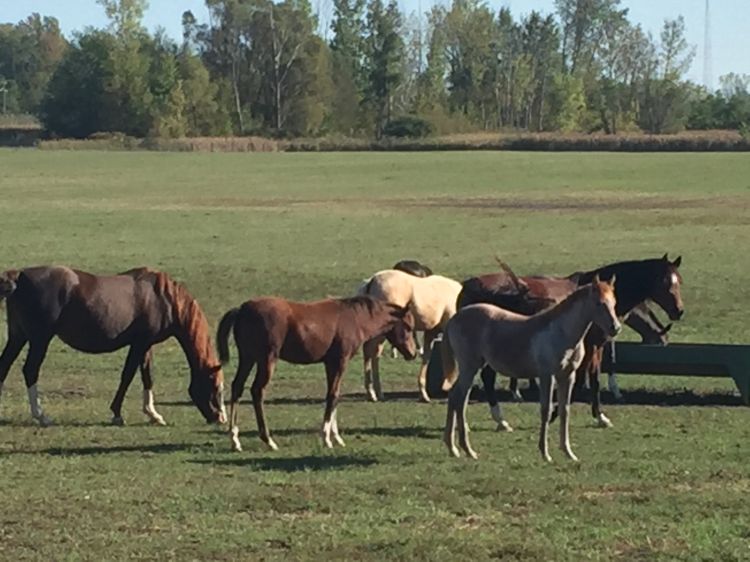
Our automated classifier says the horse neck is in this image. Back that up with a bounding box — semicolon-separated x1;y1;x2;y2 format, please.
352;304;396;344
580;261;656;315
538;289;595;348
169;287;216;375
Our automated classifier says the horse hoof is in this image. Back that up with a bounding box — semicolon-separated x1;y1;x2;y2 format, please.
596;414;613;428
231;442;242;452
150;416;167;426
265;438;279;451
543;454;553;463
334;436;346;447
366;389;379;402
466;449;479;460
418;392;431;404
449;447;461;458
111;416;125;426
38;416;53;428
496;421;514;432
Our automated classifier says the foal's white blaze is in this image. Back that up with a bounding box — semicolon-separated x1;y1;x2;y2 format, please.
142;389;166;425
27;384;51;426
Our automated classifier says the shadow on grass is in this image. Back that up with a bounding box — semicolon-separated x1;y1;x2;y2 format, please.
190;454;377;472
468;386;745;407
159;390;424;408
32;442;206;456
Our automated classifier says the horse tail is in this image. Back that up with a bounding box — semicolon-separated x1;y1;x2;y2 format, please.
216;308;240;364
357;276;374;296
0;271;19;301
440;326;459;392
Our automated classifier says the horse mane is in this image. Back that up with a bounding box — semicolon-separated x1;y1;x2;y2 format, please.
337;294;382;314
149;271;222;377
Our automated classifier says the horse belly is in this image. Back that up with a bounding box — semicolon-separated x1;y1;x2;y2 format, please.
55;305;141;353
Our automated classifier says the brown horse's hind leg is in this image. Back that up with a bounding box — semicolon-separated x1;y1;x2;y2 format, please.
322;359;347;448
110;345;148;425
251;355;277;450
0;331;28;409
22;338;53;426
139;348;166;426
228;356;255;452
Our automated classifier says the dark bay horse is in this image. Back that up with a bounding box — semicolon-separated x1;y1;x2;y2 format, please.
216;295;417;451
457;255;684;428
0;266;226;426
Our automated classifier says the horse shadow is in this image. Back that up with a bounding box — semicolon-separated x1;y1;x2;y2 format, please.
28;442;204;456
189;454;377;472
160;390;425;408
472;386;745;407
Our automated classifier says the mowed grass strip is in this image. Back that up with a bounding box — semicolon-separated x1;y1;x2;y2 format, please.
0;150;749;561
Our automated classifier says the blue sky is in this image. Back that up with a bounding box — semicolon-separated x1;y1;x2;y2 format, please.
4;0;748;88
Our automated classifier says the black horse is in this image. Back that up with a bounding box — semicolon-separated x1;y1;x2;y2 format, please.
457;255;684;428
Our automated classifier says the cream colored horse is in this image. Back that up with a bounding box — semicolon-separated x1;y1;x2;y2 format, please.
358;269;463;402
441;277;621;462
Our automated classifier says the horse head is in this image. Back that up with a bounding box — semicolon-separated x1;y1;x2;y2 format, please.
590;275;621;338
650;254;685;321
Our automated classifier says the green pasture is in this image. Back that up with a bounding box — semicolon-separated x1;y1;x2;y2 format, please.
0;150;749;561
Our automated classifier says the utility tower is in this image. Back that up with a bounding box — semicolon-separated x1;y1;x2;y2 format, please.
703;0;713;91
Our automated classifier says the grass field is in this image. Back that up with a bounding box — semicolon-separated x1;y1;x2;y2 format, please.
0;150;749;561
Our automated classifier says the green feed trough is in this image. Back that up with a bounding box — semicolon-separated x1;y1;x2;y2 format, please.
427;339;750;404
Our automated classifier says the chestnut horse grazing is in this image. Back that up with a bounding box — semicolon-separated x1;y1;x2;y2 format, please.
441;277;621;462
0;266;226;426
216;296;417;452
358;269;462;402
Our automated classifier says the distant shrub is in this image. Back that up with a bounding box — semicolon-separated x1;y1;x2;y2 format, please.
383;116;433;138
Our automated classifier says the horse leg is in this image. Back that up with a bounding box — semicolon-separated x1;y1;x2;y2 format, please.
22;338;53;427
363;338;383;402
251;355;277;450
139;348;166;426
416;330;437;403
538;374;554;462
481;366;513;432
605;340;623;402
0;330;28;411
456;374;478;459
110;345;148;425
557;372;578;462
228;355;255;452
444;384;461;458
322;359;346;448
508;378;523;403
589;347;612;428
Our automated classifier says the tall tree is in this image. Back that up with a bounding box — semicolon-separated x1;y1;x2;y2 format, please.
363;0;404;137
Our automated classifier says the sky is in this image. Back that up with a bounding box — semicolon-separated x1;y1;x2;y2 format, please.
3;0;748;89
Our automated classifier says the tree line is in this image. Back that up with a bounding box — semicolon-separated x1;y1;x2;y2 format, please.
1;0;748;139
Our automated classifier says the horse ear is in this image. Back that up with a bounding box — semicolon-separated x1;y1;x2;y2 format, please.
672;255;682;268
662;253;669;261
593;273;601;284
609;274;616;288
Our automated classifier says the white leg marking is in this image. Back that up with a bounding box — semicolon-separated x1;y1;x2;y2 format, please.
27;384;52;426
490;404;514;432
597;413;613;428
511;389;523;403
331;409;346;447
230;425;243;452
321;419;333;449
142;390;167;426
265;436;279;451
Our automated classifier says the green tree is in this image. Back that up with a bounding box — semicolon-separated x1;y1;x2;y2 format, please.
363;0;404;137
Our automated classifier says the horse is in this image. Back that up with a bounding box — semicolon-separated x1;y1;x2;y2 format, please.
508;301;672;402
457;255;684;428
358;269;463;402
0;266;226;426
441;276;621;461
216;295;417;452
390;259;434;357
